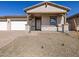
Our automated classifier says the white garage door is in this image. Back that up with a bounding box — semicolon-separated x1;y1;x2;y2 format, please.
11;21;27;30
0;22;7;30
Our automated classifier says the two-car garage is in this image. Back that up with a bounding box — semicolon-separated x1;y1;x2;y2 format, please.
0;16;27;31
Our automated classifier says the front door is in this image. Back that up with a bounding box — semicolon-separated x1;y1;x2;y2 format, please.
35;17;41;31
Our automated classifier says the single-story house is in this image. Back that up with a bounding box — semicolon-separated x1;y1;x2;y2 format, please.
67;13;79;31
24;1;70;32
0;1;70;32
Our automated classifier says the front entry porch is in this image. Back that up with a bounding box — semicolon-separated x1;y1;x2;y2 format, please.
26;13;68;32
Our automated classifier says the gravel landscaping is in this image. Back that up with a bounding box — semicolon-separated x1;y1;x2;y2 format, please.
0;31;79;57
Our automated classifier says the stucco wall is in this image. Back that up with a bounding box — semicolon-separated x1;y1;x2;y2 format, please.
41;14;64;26
41;25;57;31
42;15;50;25
41;14;63;31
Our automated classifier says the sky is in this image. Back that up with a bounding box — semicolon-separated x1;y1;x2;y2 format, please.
0;1;79;16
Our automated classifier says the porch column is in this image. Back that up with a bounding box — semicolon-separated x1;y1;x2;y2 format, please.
7;18;11;31
26;14;31;32
57;17;58;32
62;14;65;32
62;13;69;32
64;13;67;24
57;15;64;32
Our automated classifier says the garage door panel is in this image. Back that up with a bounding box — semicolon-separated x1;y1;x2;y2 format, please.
0;22;7;30
11;21;27;30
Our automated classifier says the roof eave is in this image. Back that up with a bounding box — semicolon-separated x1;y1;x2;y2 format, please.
24;1;70;12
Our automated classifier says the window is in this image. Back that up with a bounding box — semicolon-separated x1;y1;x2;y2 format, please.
50;16;57;26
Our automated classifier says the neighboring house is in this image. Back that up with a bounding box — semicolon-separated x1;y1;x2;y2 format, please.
0;1;70;32
67;13;79;31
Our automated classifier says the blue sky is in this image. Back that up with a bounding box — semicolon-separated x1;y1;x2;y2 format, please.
0;1;79;16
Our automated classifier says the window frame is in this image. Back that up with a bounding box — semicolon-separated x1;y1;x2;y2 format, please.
49;16;57;26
